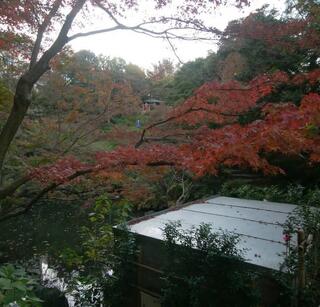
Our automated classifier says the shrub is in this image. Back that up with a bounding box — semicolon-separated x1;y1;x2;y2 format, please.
161;221;260;307
220;182;320;207
0;263;42;307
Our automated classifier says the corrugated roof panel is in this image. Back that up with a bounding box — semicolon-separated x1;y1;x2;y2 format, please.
183;203;290;225
146;209;284;242
129;196;298;270
206;196;296;213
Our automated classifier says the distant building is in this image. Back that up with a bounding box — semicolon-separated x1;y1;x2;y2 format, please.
142;98;164;113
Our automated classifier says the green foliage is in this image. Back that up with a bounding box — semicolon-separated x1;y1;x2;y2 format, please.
220;182;320;207
0;196;24;219
57;196;133;306
88;140;117;151
188;175;221;200
59;195;131;269
104;227;137;306
58;248;83;269
281;205;320;306
63;226;137;307
161;221;259;307
0;81;13;113
147;170;193;208
151;53;219;106
0;264;42;307
220;182;320;305
238;107;262;125
81;196;131;263
103;113;149;132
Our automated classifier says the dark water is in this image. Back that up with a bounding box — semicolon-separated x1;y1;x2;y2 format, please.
0;201;87;262
0;201;90;306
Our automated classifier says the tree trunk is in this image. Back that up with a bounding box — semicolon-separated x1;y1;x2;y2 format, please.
0;0;87;178
0;76;33;178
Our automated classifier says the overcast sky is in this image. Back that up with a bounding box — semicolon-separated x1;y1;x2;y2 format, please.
70;0;285;69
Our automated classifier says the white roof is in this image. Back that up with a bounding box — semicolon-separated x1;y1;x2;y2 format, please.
129;196;298;270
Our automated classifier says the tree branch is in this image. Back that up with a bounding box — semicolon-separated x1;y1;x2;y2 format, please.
166;33;184;64
68;25;123;41
135;79;274;148
69;4;220;43
30;0;63;68
0;159;175;222
0;0;87;174
135;106;239;148
0;175;30;199
0;168;93;222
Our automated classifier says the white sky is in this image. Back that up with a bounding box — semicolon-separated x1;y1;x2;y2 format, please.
70;1;285;69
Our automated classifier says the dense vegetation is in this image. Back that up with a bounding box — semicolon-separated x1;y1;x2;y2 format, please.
0;0;320;305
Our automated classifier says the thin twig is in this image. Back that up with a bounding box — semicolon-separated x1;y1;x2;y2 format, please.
166;33;184;65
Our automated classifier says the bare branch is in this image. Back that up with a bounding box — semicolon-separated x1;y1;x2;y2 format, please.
166;33;184;65
30;0;64;68
68;25;122;41
93;0;122;26
95;2;222;36
70;3;220;43
143;133;190;144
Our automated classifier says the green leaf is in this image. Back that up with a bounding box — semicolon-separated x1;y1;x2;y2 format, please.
25;295;44;303
12;281;27;292
0;278;12;290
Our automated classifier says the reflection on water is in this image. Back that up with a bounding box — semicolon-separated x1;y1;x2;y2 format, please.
41;256;104;307
0;201;105;306
41;256;75;306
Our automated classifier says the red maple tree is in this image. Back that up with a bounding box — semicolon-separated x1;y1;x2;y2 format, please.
31;69;320;183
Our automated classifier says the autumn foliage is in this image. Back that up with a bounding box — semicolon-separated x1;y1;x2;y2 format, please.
31;68;320;186
0;0;320;220
225;14;320;52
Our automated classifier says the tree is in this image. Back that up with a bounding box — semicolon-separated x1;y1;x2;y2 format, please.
148;54;220;106
124;63;148;97
0;0;250;175
168;54;219;105
30;69;320;205
147;59;175;82
32;49;115;156
220;5;320;81
15;66;318;222
0;0;251;219
151;4;320;106
2;0;319;221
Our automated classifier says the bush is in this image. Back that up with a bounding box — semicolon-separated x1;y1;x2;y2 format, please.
282;205;320;306
56;196;134;306
0;263;42;307
161;221;260;307
220;182;320;207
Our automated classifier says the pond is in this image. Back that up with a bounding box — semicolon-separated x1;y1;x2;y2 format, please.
0;200;97;306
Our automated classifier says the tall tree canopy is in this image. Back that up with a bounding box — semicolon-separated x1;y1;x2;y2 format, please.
1;0;320;221
0;0;250;175
0;0;252;219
